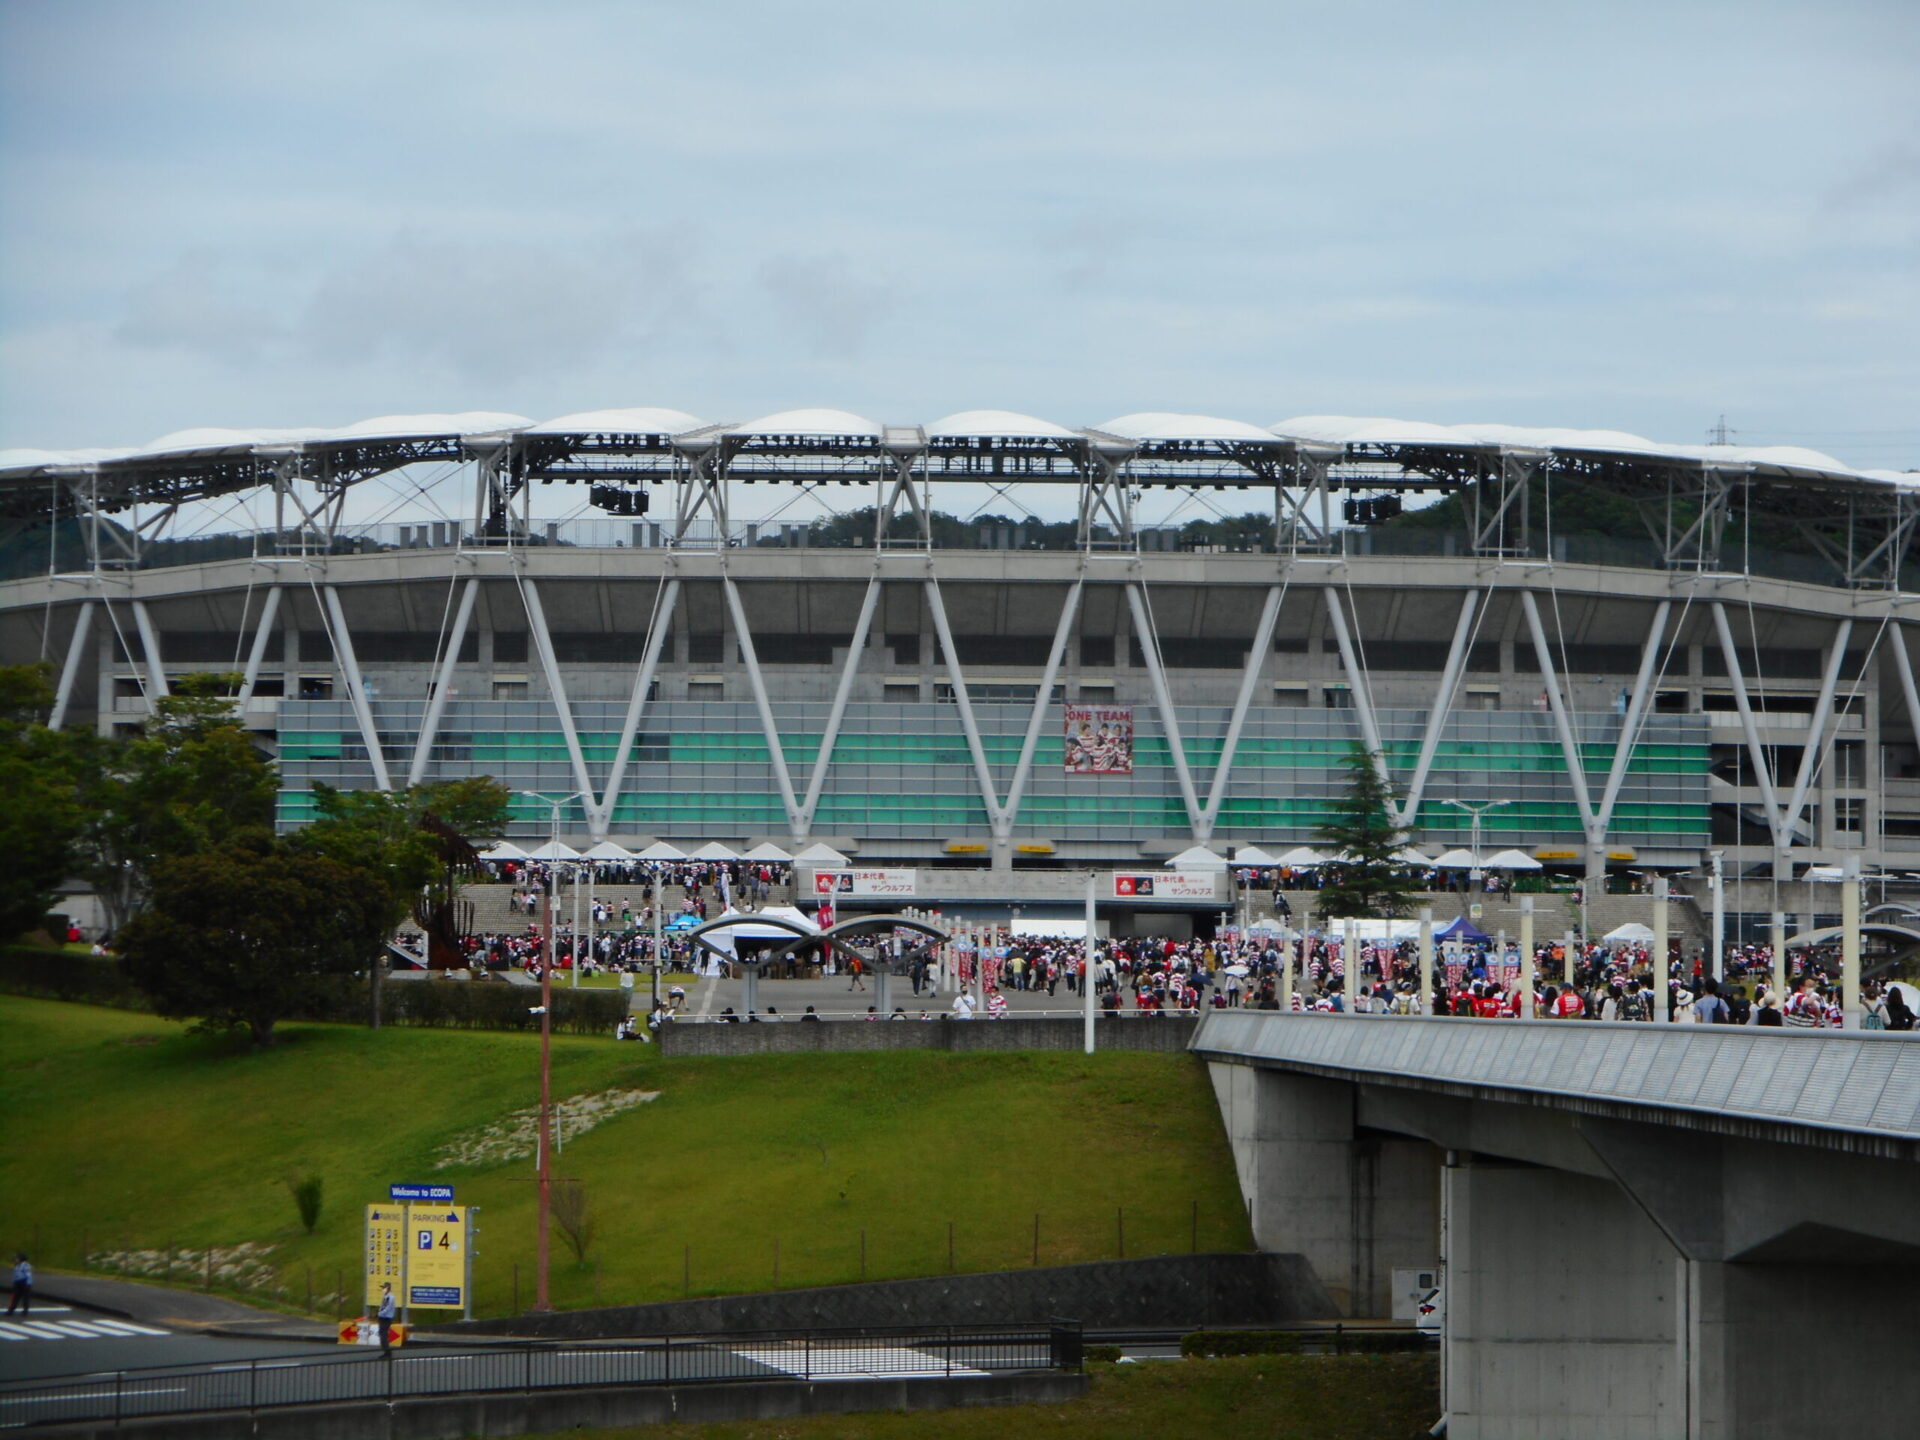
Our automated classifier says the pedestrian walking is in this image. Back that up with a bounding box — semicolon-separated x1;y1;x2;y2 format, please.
375;1282;396;1354
7;1254;30;1315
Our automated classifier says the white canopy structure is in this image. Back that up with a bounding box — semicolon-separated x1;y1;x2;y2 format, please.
740;841;794;863
1166;845;1229;869
1432;849;1481;868
698;905;821;958
525;840;581;861
633;840;687;862
687;841;741;862
1603;922;1657;944
794;842;851;866
582;840;634;861
479;840;527;861
1008;918;1093;940
1394;848;1432;866
1484;849;1544;870
1273;846;1328;867
1228;846;1284;867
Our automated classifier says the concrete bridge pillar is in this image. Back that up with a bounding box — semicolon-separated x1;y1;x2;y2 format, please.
1208;1063;1438;1316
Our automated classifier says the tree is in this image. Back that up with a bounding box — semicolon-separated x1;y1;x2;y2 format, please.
117;837;390;1047
67;673;277;935
0;663;85;942
1314;745;1418;919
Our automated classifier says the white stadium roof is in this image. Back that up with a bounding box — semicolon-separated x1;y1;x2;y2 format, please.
1;406;1910;493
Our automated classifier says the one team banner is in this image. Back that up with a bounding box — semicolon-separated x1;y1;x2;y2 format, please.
1065;706;1133;774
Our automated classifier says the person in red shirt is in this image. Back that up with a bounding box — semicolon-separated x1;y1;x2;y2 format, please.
1472;984;1503;1019
1553;985;1586;1019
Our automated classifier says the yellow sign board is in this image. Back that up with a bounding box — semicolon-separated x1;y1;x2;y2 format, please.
406;1205;467;1308
364;1201;468;1310
1533;849;1580;861
364;1204;406;1307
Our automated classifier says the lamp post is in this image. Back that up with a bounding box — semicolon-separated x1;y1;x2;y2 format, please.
1445;798;1510;889
513;788;587;1314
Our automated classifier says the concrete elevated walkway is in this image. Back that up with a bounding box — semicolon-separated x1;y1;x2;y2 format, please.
1194;1012;1920;1440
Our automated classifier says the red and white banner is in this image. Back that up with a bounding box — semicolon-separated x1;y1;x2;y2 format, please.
1065;705;1134;774
1108;870;1220;901
812;869;918;898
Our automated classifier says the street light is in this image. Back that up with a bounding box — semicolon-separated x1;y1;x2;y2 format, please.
513;788;587;1314
1444;798;1510;886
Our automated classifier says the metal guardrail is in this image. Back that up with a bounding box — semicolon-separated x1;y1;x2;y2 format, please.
0;1322;1082;1428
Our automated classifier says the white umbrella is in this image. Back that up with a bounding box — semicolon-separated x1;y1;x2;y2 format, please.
1431;848;1480;868
1273;846;1327;867
1484;848;1544;871
793;842;851;866
740;841;794;862
479;840;527;861
582;840;634;861
1222;963;1252;977
1166;845;1229;869
525;840;582;861
688;840;742;862
633;840;687;862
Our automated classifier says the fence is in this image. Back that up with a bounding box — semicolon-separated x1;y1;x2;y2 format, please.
0;1323;1082;1429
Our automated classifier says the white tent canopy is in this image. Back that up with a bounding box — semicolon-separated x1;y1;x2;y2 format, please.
1603;922;1656;944
698;906;821;959
1431;849;1480;868
1229;846;1283;867
1273;846;1327;867
1325;917;1422;941
1008;918;1092;940
479;840;527;861
1395;848;1432;866
687;841;741;862
525;840;581;861
633;840;687;862
1166;845;1229;869
582;840;634;861
1484;849;1544;870
794;842;851;866
740;841;794;862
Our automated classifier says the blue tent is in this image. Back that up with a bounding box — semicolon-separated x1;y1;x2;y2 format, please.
1438;915;1491;944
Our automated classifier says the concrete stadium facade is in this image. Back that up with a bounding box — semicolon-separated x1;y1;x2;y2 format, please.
1;407;1914;886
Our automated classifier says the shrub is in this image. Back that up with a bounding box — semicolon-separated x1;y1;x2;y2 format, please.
286;1174;324;1233
0;946;148;1009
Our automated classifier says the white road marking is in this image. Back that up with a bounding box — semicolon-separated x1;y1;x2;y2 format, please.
0;1317;170;1341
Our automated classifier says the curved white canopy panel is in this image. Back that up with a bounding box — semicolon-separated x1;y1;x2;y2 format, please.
794;841;851;866
740;841;794;862
525;839;582;861
927;409;1077;440
582;840;635;860
1101;412;1282;444
1394;847;1432;865
131;426;327;459
0;445;138;472
634;840;687;861
1272;416;1491;449
1483;848;1544;870
1166;845;1229;869
687;840;742;861
729;408;882;439
1273;846;1328;867
525;407;705;437
1450;422;1674;458
479;840;528;861
1431;848;1481;868
318;411;532;443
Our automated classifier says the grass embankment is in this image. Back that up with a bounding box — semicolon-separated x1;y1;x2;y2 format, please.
0;996;1249;1318
528;1355;1440;1440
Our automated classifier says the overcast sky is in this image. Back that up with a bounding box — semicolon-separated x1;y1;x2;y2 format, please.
2;0;1916;471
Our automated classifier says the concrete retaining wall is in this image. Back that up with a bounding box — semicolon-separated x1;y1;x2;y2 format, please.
444;1252;1333;1340
37;1372;1087;1440
659;1014;1198;1056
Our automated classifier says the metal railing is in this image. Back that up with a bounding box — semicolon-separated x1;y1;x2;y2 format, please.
0;1322;1081;1428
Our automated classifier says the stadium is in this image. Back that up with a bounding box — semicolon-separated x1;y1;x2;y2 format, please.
1;405;1915;906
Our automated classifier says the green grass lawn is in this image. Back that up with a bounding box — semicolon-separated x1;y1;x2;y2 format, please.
0;996;1249;1319
527;1355;1441;1440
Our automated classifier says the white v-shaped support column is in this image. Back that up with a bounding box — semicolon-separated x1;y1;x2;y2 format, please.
1518;589;1596;833
235;584;284;709
1779;618;1858;847
407;576;478;787
1126;582;1205;837
49;599;96;731
1709;601;1789;849
592;579;680;838
723;575;805;836
924;577;1084;857
796;577;884;837
1396;590;1481;828
322;584;392;791
1591;600;1673;841
1322;585;1392;793
1198;583;1286;839
518;576;596;811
